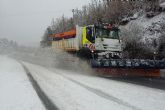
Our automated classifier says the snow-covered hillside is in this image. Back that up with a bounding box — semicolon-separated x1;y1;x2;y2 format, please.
120;5;165;58
123;12;165;44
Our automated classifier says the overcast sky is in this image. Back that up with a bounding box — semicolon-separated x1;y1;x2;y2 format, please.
0;0;90;46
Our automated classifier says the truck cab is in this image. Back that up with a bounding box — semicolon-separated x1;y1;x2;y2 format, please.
82;24;122;58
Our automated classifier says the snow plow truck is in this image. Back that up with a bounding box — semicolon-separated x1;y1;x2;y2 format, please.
48;24;165;77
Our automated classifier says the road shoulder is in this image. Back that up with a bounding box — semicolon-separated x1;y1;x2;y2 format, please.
0;56;45;110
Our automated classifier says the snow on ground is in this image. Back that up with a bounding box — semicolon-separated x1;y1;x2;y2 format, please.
0;56;45;110
23;61;165;110
52;69;165;110
23;62;133;110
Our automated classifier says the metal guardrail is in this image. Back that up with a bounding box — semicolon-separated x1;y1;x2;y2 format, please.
91;59;165;69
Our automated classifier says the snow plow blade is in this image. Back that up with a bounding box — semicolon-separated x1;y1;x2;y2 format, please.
90;59;164;77
91;59;165;69
94;68;160;77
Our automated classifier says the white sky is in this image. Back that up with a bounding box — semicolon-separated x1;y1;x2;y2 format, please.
0;0;90;46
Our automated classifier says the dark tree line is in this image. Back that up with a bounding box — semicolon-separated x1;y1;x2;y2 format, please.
42;0;160;35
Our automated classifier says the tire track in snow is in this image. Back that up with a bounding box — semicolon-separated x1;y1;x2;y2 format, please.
59;74;141;110
21;64;59;110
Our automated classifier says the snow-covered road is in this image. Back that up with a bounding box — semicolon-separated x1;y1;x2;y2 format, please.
23;61;165;110
0;56;45;110
52;69;165;110
1;55;165;110
23;62;131;110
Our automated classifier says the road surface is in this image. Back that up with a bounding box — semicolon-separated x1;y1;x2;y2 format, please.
1;55;165;110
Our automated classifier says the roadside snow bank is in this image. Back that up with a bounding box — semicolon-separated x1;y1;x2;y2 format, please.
0;56;45;110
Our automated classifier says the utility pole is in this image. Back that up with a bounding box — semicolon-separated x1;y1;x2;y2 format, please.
51;18;55;31
72;9;75;25
102;0;110;7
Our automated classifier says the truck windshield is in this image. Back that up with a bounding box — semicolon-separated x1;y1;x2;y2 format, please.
95;27;119;39
86;27;95;43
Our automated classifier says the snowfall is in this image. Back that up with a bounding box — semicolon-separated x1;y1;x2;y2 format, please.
1;2;165;110
0;55;165;110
